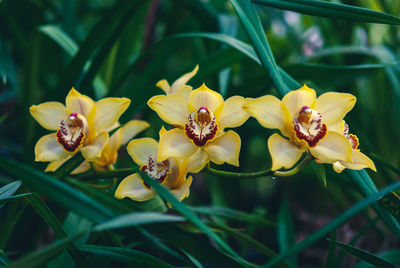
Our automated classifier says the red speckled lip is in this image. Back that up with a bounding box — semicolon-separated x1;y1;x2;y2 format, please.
294;123;326;147
185;109;218;147
293;106;327;147
56;129;85;152
56;113;86;153
140;156;170;189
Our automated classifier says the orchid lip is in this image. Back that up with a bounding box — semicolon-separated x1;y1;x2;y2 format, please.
185;107;218;147
56;112;87;153
140;155;171;189
293;106;327;147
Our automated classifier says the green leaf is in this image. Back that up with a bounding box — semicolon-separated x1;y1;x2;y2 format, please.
0;180;22;208
168;32;300;90
139;172;251;267
79;245;175;268
252;0;400;25
191;206;275;226
38;25;78;56
332;239;397;268
229;0;288;95
311;162;327;187
94;212;184;232
0;192;87;266
262;179;400;267
379;190;400;222
55;0;145;96
210;222;293;268
0;156;115;223
277;197;296;267
346;169;400;237
6;232;87;268
355;250;400;268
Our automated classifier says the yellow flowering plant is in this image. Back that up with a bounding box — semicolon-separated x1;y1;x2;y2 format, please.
331;121;376;173
148;83;250;169
30;88;130;166
243;84;370;171
45;120;150;173
115;127;201;202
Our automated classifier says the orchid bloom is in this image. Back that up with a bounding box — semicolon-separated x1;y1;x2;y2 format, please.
156;65;199;99
30;88;130;164
45;120;150;173
115;128;200;202
332;121;376;173
147;84;250;169
243;85;355;171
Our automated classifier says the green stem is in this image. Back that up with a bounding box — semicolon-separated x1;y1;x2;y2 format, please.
205;155;313;178
53;153;85;179
273;155;313;177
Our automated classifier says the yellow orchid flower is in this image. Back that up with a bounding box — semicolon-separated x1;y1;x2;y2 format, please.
332;121;376;173
147;84;250;169
243;84;355;171
115;128;202;202
45;120;150;173
156;65;199;99
30;88;130;164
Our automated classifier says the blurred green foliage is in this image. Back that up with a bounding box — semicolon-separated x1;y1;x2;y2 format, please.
1;0;400;267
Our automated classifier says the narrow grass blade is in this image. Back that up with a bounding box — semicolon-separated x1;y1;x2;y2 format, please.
0;180;22;206
5;231;87;268
230;0;288;95
94;212;184;232
210;222;293;268
139;172;251;267
332;239;397;268
191;206;275;226
0;156;114;223
79;245;175;268
253;0;400;25
262;180;400;267
278;197;296;266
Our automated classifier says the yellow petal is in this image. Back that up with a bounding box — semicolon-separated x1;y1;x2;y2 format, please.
328;120;345;134
332;161;346;173
156;79;171;94
115;173;156;202
80;132;109;161
176;85;193;100
309;131;352;163
188;84;224;113
35;133;70;162
282;84;317;118
30;102;67;131
100;130;122;166
243;95;291;137
157;128;197;162
185;148;209;173
118;120;150;145
268;133;304;171
127;138;158;167
91;97;130;133
170;65;199;94
159;125;168;138
316;92;356;126
45;158;90;174
170;176;193;201
65;88;95;118
338;149;376;172
204;130;241;166
218;96;250;130
148;94;190;126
